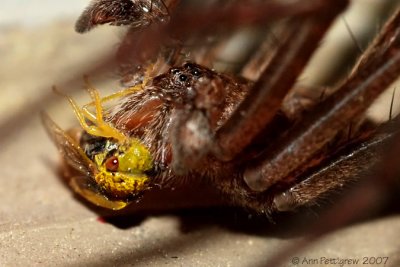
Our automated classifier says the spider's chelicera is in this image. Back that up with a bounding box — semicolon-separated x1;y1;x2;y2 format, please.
43;0;400;214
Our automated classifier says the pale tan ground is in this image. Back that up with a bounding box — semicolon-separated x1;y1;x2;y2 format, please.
1;2;400;267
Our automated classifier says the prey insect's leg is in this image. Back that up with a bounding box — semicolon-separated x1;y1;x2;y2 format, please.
82;87;140;118
212;0;349;161
245;9;400;191
55;81;126;142
53;87;105;136
82;77;127;142
65;94;117;139
81;65;152;117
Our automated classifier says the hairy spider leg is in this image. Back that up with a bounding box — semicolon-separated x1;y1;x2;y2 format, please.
264;119;400;267
244;8;400;192
212;0;349;161
273;129;394;211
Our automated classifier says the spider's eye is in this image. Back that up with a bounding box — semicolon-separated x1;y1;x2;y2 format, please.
191;69;201;76
171;68;179;74
105;156;119;172
179;74;188;82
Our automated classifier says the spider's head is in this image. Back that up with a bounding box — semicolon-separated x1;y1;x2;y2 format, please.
151;62;218;104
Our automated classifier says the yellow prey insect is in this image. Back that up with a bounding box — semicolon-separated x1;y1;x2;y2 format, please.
42;80;153;210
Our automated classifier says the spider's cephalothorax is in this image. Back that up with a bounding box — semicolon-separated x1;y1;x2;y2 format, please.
106;62;252;187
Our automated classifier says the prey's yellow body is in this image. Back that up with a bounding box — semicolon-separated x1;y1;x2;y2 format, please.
44;73;155;210
93;139;153;199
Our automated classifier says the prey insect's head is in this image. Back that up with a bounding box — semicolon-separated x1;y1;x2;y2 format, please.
42;81;153;210
77;134;153;206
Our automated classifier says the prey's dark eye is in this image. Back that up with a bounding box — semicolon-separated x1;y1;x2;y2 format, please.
179;74;188;81
105;156;119;172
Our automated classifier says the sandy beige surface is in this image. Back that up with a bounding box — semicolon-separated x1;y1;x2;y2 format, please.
1;2;400;267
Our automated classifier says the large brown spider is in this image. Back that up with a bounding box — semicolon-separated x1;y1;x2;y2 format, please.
43;0;400;223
